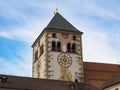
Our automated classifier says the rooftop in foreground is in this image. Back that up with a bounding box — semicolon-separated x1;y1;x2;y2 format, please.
84;62;120;88
0;74;101;90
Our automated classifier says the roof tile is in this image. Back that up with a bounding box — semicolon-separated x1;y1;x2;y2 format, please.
101;69;120;89
84;62;120;88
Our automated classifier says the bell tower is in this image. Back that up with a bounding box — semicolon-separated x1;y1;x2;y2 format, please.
32;12;83;82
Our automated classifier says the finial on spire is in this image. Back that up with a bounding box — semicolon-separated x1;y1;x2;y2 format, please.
56;7;58;12
54;5;58;15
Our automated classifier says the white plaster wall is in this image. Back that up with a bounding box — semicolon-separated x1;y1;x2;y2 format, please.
39;32;47;78
33;31;83;81
48;52;82;81
69;53;82;80
32;32;47;78
48;52;61;79
47;32;83;81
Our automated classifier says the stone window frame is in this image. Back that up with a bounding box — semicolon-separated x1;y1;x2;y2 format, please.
67;43;76;53
52;41;61;51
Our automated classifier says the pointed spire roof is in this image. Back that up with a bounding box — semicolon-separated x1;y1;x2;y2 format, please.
46;12;82;33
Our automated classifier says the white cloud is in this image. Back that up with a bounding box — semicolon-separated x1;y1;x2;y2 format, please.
88;6;120;21
66;0;120;21
0;0;120;77
82;27;119;64
0;17;49;43
0;31;13;39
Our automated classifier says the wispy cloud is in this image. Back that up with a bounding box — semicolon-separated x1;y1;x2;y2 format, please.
0;56;32;76
0;43;32;77
84;1;120;21
66;0;120;21
83;28;119;63
0;31;13;39
0;1;51;42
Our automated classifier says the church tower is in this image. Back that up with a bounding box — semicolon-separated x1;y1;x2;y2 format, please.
32;12;83;82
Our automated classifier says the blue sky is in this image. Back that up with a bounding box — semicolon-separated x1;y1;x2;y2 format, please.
0;0;120;77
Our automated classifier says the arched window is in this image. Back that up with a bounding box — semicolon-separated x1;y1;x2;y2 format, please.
67;43;71;53
52;41;56;51
72;43;76;53
57;42;61;51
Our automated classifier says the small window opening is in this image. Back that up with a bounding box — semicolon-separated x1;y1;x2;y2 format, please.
72;43;76;53
40;44;44;56
52;41;56;51
52;33;56;38
38;41;40;47
67;43;71;53
73;36;76;40
57;42;61;51
35;51;38;61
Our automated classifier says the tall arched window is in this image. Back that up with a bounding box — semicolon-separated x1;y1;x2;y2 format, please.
72;43;76;53
57;42;61;51
52;41;56;51
67;43;71;53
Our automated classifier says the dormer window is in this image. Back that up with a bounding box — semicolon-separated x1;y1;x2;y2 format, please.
52;33;56;38
0;76;8;83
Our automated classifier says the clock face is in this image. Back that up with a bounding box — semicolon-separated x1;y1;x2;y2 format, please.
57;53;72;68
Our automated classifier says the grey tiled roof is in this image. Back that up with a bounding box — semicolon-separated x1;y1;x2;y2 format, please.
46;12;82;33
